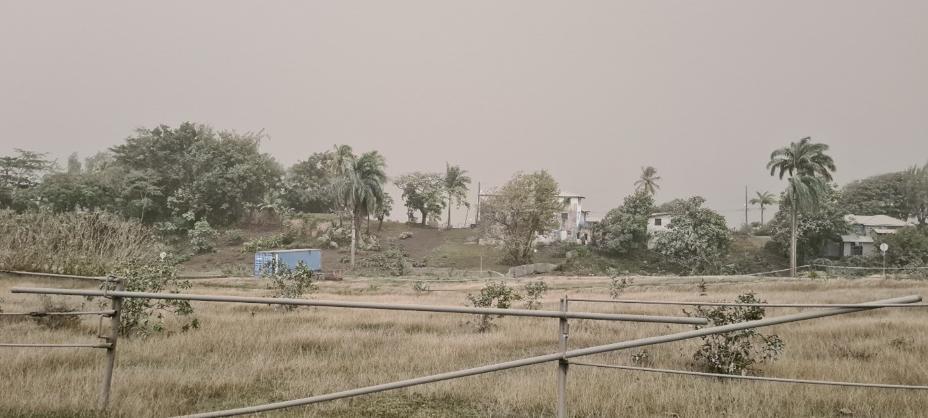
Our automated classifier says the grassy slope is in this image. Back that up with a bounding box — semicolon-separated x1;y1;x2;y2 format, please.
178;219;788;277
1;274;926;417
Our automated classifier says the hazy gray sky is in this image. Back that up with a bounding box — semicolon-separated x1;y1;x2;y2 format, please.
2;1;926;225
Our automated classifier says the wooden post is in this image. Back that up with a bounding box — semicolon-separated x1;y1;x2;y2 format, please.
98;279;124;409
556;295;570;418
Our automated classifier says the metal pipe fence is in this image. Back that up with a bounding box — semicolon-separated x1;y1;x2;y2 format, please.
569;298;928;308
9;287;708;325
572;362;928;390
6;280;924;417
175;294;921;418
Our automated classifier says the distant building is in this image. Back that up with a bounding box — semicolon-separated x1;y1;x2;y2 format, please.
477;189;590;245
556;192;586;243
647;212;673;234
646;212;674;249
835;214;910;257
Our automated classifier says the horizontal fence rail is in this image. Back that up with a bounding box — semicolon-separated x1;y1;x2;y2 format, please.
572;362;928;390
0;270;116;282
569;298;928;308
9;287;708;325
0;310;115;317
0;343;110;349
174;294;921;418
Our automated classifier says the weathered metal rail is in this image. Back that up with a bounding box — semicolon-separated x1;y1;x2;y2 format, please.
9;287;708;325
173;294;921;418
569;298;928;308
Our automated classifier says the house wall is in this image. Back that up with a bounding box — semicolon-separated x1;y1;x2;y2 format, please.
646;215;673;234
842;242;876;258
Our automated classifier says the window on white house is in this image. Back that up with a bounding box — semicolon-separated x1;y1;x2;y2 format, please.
654;218;662;226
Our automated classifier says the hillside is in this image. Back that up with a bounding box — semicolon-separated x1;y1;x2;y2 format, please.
179;217;787;277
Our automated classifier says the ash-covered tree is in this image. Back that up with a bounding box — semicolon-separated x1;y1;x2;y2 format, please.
0;149;55;210
650;197;731;274
481;171;563;265
282;151;336;213
443;163;471;229
839;171;910;221
329;145;387;268
395;172;445;225
767;137;837;276
905;162;928;228
110;123;282;227
596;189;654;255
767;183;849;263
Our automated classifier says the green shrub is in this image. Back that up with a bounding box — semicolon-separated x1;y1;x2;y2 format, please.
222;229;246;245
187;220;218;254
359;244;410;276
103;260;197;337
242;234;286;253
523;280;548;309
685;293;784;375
263;261;317;310
466;281;521;332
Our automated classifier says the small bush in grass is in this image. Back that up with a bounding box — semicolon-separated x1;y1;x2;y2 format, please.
222;229;246;245
466;281;521;332
697;278;708;296
263;261;317;310
242;234;286;253
685;292;784;375
523;280;548;309
413;281;430;295
103;260;198;336
187;220;218;254
608;268;632;299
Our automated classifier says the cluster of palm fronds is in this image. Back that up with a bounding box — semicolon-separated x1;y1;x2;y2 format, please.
0;210;161;275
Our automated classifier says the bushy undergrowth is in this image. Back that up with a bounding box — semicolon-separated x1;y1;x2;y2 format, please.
0;211;161;275
187;220;218;254
466;281;521;332
523;280;548;309
103;260;198;336
261;261;317;310
685;293;784;375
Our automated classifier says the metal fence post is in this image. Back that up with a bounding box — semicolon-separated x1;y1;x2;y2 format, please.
99;278;124;409
557;295;570;418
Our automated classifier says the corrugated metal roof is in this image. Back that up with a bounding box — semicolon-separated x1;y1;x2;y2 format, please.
844;214;909;227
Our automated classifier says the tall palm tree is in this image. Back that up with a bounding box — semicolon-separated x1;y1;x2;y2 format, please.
443;163;471;229
634;166;661;195
767;137;836;277
329;145;387;268
749;191;777;225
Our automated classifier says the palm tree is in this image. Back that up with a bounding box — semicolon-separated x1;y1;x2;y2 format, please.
767;137;836;277
634;166;661;195
443;163;471;229
749;191;777;225
329;145;387;268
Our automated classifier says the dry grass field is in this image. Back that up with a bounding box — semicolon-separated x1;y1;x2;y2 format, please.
1;273;927;418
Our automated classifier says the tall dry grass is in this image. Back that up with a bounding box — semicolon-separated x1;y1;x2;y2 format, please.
0;274;926;417
0;211;161;275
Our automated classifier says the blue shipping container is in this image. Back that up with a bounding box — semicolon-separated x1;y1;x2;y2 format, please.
254;249;322;277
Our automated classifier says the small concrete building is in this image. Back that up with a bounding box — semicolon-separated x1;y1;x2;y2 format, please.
837;214;910;257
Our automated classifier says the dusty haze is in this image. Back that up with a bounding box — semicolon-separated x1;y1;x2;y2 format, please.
1;1;926;224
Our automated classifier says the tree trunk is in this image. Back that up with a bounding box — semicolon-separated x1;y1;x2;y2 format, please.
377;216;384;232
420;209;427;225
790;199;798;277
350;213;357;269
760;205;765;225
366;215;370;234
447;194;452;229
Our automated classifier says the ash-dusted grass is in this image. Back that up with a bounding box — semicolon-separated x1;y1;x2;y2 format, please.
1;274;927;417
0;211;161;275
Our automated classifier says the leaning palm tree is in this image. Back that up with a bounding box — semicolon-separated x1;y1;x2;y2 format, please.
329;145;387;268
443;163;471;229
634;166;661;195
749;191;777;225
767;137;836;277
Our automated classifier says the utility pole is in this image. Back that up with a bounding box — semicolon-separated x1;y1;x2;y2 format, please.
475;182;481;225
744;186;749;228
